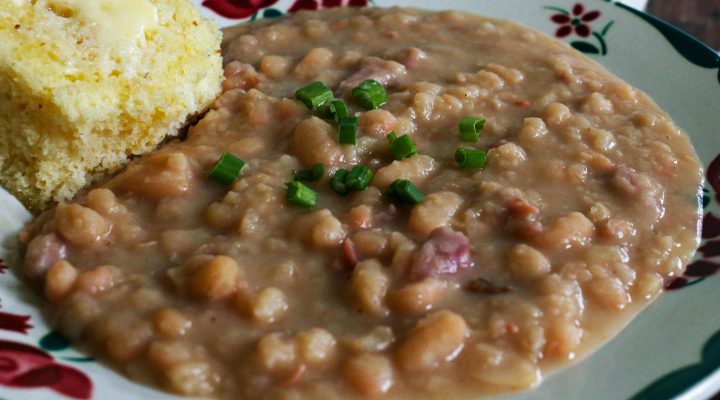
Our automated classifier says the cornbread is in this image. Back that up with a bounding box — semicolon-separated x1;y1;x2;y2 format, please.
0;0;223;212
21;7;703;399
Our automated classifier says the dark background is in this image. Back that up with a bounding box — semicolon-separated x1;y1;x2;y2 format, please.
647;0;719;49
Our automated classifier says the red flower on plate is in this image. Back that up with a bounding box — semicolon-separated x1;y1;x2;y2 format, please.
550;3;601;38
667;152;720;290
202;0;279;19
0;340;92;399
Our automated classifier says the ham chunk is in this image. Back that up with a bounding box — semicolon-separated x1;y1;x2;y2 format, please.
339;57;407;94
410;227;472;281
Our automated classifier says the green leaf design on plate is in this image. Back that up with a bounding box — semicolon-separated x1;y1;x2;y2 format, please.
631;328;720;400
571;41;601;55
61;355;95;363
263;8;283;18
39;331;71;352
615;2;719;83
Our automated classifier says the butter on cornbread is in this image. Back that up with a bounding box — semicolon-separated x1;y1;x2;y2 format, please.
0;0;223;212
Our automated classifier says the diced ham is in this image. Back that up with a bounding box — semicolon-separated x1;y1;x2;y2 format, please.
410;227;472;280
23;233;67;281
343;238;359;268
338;57;407;94
611;166;665;222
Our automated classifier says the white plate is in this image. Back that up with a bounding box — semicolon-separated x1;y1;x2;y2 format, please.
1;1;718;399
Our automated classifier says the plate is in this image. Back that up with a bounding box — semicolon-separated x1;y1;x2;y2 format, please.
1;1;718;399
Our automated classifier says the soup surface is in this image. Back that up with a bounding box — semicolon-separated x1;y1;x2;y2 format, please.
20;7;703;399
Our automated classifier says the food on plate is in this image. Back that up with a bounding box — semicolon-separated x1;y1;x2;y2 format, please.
0;0;223;213
19;7;703;399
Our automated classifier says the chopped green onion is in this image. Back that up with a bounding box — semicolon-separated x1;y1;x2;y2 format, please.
459;117;486;142
455;148;487;169
329;99;349;122
330;169;350;195
346;166;373;191
386;131;398;143
385;179;424;205
352;79;388;110
209;152;245;185
286;181;317;208
293;163;325;181
386;131;417;160
338;116;359;145
318;99;350;122
295;81;333;110
330;100;350;121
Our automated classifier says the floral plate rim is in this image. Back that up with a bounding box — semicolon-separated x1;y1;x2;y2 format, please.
1;1;719;400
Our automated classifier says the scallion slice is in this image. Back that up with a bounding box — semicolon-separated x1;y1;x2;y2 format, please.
318;99;350;122
459;117;486;142
286;181;317;208
386;131;417;160
295;81;333;110
346;165;373;191
385;179;424;205
352;79;388;110
338;116;359;145
293;163;325;181
209;152;245;185
330;169;350;195
455;148;487;169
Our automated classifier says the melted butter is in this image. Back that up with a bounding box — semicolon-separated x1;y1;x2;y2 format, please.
51;0;158;45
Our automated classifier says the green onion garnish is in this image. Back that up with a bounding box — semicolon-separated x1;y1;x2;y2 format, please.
346;166;373;191
386;131;417;160
295;81;333;110
385;179;424;205
352;79;388;110
338;116;359;145
286;181;317;208
459;117;486;142
330;169;350;195
209;152;245;185
455;148;487;169
329;99;349;122
293;163;324;182
318;99;350;122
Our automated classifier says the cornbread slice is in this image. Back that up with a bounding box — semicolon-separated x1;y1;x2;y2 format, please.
0;0;223;213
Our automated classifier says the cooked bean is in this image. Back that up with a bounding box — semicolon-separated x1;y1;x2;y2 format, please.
44;260;78;302
344;354;394;395
508;244;552;280
409;191;464;237
396;310;468;371
349;259;390;316
297;328;337;367
257;333;298;373
373;154;437;189
247;287;289;324
55;203;111;246
154;308;192;337
191;256;244;302
390;277;445;314
75;266;116;295
535;212;595;250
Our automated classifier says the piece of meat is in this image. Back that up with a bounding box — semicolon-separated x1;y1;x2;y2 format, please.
466;278;512;295
342;238;359;269
338;57;407;94
611;166;665;222
410;227;472;280
23;233;67;281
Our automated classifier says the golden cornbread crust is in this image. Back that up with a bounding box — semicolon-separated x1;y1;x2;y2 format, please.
0;0;223;213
